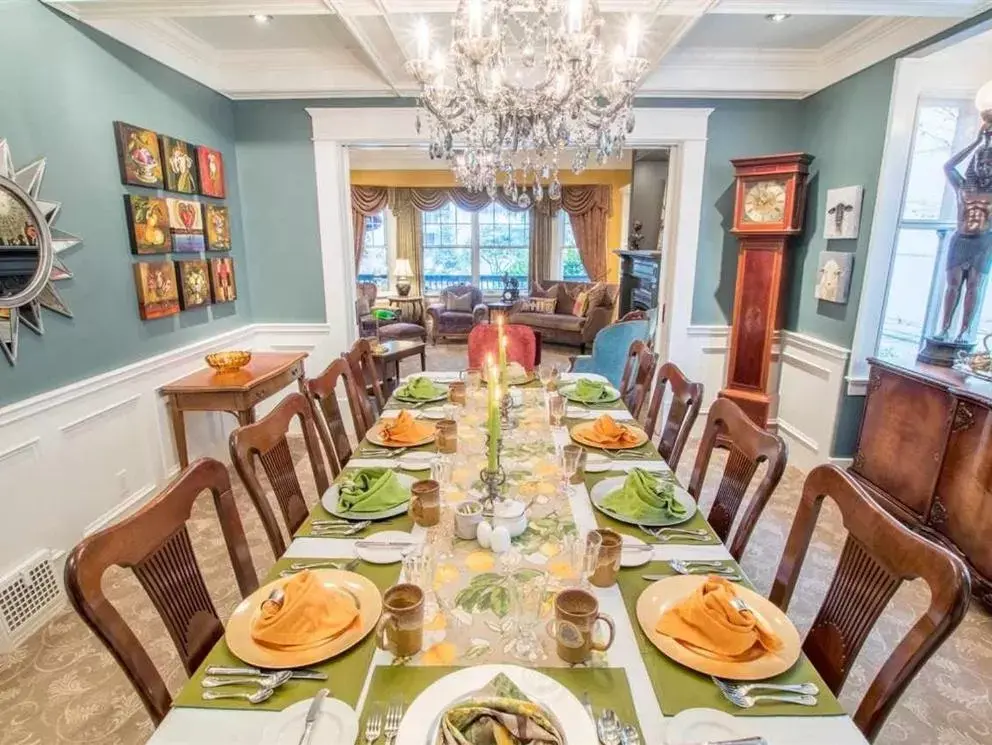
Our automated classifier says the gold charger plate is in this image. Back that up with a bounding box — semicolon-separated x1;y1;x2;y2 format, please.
482;370;535;387
635;575;801;680
569;421;649;450
366;419;436;448
225;569;383;668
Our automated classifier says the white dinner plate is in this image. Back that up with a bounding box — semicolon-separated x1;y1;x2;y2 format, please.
420;407;448;420
259;696;358;745
583;453;612;473
394;664;597;745
355;530;418;564
321;473;415;521
620;535;651;567
665;708;756;744
589;475;696;527
398;451;435;470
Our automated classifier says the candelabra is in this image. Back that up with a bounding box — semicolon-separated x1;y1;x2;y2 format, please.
499;390;516;431
480;430;506;515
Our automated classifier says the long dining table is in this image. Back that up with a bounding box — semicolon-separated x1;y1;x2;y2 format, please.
150;370;869;745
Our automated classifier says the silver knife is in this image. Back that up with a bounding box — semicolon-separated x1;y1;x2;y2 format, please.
684;738;767;745
298;688;328;745
206;665;328;681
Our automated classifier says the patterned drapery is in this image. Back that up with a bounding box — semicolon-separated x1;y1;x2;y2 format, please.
389;189;424;296
560;185;612;283
350;186;389;267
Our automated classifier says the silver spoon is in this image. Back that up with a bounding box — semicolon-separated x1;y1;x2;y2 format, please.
201;670;292;689
202;688;274;704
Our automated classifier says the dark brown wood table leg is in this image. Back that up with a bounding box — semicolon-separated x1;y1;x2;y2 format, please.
420;347;427;371
168;397;190;469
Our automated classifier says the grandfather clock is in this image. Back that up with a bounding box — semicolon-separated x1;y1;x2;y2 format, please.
720;152;814;428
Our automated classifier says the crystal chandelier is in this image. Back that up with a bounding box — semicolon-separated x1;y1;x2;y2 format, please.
406;0;648;205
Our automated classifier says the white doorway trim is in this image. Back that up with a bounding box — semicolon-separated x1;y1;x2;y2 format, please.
305;107;713;370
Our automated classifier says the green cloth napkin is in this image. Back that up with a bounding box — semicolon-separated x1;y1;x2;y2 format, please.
372;308;397;320
396;376;444;399
572;378;610;402
600;468;686;521
338;467;408;512
439;673;564;745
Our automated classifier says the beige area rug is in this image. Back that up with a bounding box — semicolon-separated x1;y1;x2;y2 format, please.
1;342;989;745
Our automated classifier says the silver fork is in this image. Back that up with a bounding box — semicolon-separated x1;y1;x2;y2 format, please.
310;522;371;537
363;706;383;744
638;525;708;537
669;559;742;580
383;700;403;744
721;688;818;709
712;676;819;698
280;558;361;576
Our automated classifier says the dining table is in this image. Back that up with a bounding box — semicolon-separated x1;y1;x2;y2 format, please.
149;369;869;745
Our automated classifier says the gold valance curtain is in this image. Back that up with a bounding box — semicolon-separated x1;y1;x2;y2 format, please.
398;187;531;213
559;185;612;283
351;186;389;268
388;189;424;297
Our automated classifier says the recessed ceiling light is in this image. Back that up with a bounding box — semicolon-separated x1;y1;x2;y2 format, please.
251;14;272;24
765;13;790;23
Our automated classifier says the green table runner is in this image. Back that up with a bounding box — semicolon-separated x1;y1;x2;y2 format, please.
296;467;419;538
615;562;845;717
360;665;642;739
584;471;721;545
173;557;400;712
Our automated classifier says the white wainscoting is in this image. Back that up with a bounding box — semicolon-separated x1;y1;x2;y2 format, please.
683;326;850;473
0;322;333;648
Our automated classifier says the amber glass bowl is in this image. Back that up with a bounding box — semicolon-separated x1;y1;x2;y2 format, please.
205;351;252;373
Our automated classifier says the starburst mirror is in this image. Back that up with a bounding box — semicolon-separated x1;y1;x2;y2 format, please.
0;139;81;365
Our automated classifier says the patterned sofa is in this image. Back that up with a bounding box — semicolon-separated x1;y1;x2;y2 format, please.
427;284;488;343
508;280;618;351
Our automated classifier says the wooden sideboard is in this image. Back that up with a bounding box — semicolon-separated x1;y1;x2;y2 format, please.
851;357;992;610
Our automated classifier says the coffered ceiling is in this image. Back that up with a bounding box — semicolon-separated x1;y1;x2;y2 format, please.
44;0;992;100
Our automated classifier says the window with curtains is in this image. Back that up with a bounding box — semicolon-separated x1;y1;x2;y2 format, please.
877;99;975;361
558;211;590;281
421;202;531;293
357;212;389;291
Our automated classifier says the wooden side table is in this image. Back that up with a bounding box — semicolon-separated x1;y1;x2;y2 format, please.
159;352;307;469
388;295;425;324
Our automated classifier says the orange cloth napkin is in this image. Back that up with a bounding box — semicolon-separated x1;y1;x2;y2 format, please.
380;410;434;445
251;571;359;650
655;577;783;661
585;414;640;446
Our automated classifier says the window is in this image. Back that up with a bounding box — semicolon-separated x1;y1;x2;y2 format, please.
558;212;589;281
877;100;973;361
357;212;388;291
421;203;530;294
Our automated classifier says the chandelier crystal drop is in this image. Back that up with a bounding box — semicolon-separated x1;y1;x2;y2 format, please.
407;0;648;202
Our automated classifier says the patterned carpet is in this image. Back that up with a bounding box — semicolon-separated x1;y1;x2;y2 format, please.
0;342;989;745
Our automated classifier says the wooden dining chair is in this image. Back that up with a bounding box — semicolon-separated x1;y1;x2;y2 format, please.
307;357;362;477
229;392;329;557
343;337;387;425
770;464;970;742
618;340;658;418
64;458;258;725
643;362;703;471
687;397;787;560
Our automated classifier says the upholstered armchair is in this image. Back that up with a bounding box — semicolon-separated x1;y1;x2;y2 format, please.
355;282;427;342
569;318;653;388
427;284;487;344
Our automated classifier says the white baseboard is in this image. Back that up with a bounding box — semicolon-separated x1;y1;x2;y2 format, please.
0;322;333;589
684;325;850;473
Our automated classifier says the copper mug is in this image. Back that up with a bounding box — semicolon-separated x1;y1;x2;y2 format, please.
436;419;457;454
448;381;467;405
589;529;622;588
546;588;616;664
375;583;424;658
410;479;440;527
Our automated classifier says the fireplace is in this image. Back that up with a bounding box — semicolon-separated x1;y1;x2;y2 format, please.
615;250;661;318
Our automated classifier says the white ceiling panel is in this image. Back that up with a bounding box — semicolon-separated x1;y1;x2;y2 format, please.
172;14;347;51
679;14;870;49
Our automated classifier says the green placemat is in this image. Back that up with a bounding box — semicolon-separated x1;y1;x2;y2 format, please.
360;665;642;738
584;471;721;545
615;562;846;717
173;558;400;712
296;467;418;538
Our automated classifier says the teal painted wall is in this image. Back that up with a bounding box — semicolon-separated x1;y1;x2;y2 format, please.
0;1;251;406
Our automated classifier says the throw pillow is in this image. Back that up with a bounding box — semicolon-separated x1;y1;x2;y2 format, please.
446;291;474;312
356;296;371;316
585;282;608;309
523;297;557;314
572;291;590;317
530;281;561;301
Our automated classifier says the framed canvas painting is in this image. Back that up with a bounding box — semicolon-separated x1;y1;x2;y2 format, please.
203;203;232;251
113;122;163;188
133;261;180;320
166;197;205;252
160;135;199;194
124;195;171;254
197;146;226;198
210;257;237;303
823;186;864;240
814;251;854;304
175;259;211;310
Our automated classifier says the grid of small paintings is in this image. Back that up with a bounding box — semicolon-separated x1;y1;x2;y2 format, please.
115;121;234;321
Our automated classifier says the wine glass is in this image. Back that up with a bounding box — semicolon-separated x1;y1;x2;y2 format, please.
560;444;582;497
538;363;554;391
508;571;549;661
547;391;566;429
402;546;439;618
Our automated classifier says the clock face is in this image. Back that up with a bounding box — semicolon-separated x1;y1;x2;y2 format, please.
743;180;788;224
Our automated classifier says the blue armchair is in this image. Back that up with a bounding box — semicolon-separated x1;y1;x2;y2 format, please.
569;318;653;388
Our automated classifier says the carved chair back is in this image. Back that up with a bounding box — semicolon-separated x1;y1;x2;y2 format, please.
687;397;787;560
770;464;971;741
307;357;361;476
343;337;386;423
643;362;703;471
229;392;329;556
618;340;657;418
64;458;257;725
